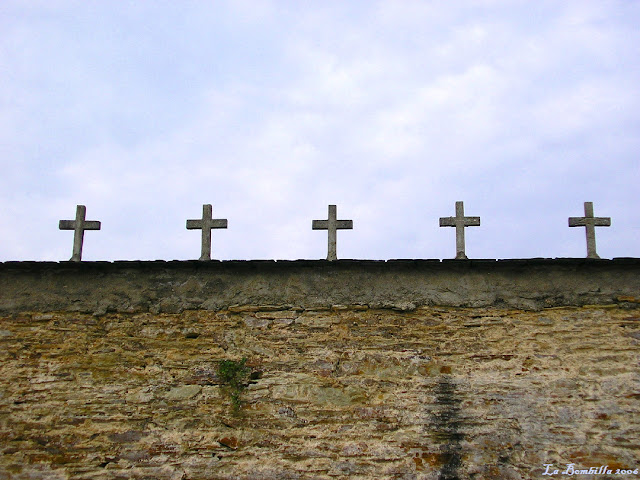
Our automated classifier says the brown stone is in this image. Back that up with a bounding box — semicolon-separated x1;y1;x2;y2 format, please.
0;304;638;478
218;437;239;449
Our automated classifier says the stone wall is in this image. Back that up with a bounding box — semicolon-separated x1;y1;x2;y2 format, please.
0;260;639;479
1;258;639;314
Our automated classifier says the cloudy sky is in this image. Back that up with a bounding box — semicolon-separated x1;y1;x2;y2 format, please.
1;1;638;261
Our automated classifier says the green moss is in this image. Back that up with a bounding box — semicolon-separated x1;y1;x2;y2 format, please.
217;358;251;415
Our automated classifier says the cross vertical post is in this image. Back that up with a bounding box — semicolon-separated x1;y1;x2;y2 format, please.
312;204;353;261
568;201;611;259
439;201;480;259
58;205;101;262
186;204;228;260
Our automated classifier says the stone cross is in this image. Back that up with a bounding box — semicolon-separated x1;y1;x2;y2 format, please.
312;204;353;261
59;205;101;262
439;201;480;259
568;201;611;259
186;204;228;260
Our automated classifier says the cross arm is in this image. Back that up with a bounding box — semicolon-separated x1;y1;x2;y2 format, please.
336;220;353;229
210;219;228;229
312;220;328;230
84;221;101;230
439;217;455;227
569;217;611;227
59;220;101;230
59;220;75;230
186;219;227;229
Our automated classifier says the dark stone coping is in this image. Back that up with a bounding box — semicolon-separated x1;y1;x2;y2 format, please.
1;258;638;314
1;257;638;271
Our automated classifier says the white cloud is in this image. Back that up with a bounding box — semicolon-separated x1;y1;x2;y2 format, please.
0;1;638;261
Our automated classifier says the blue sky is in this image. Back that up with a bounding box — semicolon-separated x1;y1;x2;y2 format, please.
1;1;638;261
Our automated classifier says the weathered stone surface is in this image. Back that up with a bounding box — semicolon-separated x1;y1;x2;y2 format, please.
1;259;639;314
58;205;101;262
0;261;638;478
439;200;480;259
312;205;353;261
186;204;228;261
568;201;611;259
0;305;638;479
165;385;202;401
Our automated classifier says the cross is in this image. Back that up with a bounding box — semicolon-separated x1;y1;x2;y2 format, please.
312;204;353;261
186;204;228;260
568;201;611;259
439;201;480;259
59;205;101;262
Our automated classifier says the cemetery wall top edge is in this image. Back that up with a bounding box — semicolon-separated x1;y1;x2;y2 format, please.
0;258;638;314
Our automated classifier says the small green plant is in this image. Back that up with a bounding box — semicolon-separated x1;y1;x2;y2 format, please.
217;357;251;415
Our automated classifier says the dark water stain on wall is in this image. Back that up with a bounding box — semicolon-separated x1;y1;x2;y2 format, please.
431;375;465;480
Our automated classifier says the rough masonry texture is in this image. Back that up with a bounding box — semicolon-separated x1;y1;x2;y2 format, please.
0;259;639;479
1;259;639;315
